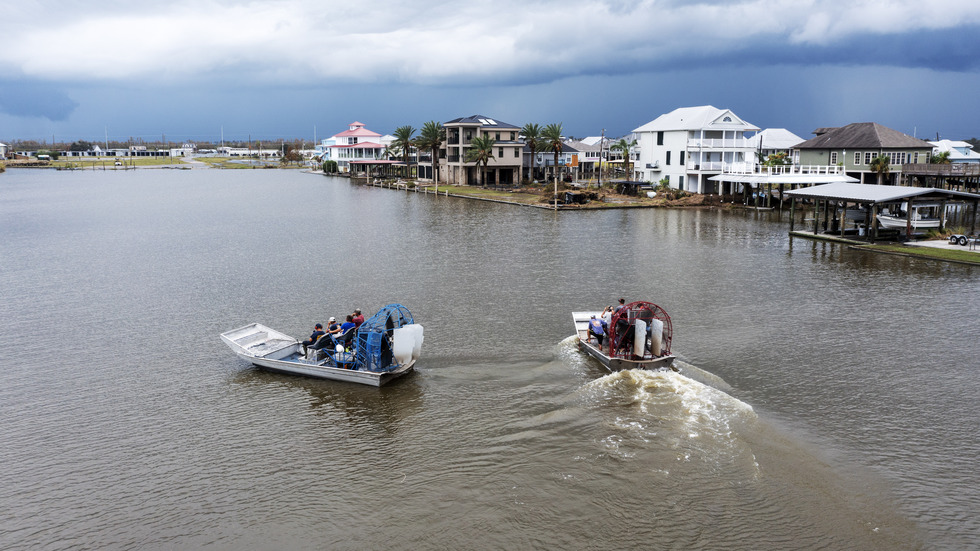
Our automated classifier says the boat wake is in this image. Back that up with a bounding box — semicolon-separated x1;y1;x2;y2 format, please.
559;335;759;476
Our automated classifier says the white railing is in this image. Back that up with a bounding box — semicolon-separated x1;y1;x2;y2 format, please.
719;164;845;175
687;138;754;149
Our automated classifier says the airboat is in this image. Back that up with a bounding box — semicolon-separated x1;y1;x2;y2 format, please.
572;301;676;372
221;304;423;387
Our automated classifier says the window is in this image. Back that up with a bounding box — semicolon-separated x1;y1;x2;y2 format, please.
498;148;504;157
510;132;515;140
495;132;500;140
680;151;685;165
678;175;684;190
864;152;873;165
854;152;861;165
657;131;664;146
913;152;920;163
830;151;838;164
514;148;519;158
666;151;671;165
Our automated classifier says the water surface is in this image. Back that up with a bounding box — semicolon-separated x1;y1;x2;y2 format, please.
1;169;977;549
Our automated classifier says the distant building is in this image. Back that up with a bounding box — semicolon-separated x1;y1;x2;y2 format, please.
438;115;522;186
633;105;760;193
794;122;933;185
317;121;390;172
930;139;980;164
0;142;7;159
747;128;804;164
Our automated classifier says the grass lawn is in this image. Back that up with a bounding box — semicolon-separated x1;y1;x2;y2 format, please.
854;243;980;265
51;156;185;168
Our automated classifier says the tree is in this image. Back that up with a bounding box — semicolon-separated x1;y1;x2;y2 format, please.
869;154;890;185
465;135;496;186
392;125;416;177
541;123;564;209
611;137;637;179
69;140;93;152
416;121;444;184
930;151;951;164
520;123;541;182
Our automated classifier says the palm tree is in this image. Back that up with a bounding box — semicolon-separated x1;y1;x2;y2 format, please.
930;151;951;164
870;154;890;185
611;137;637;180
520;123;541;182
416;121;444;184
392;125;416;178
465;135;496;186
541;123;564;207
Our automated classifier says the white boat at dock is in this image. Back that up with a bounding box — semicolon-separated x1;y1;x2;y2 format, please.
221;304;423;386
876;203;942;231
572;301;676;372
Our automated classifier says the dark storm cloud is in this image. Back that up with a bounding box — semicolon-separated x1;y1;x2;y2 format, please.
0;81;78;121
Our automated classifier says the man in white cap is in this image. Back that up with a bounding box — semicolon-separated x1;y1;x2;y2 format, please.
324;316;342;339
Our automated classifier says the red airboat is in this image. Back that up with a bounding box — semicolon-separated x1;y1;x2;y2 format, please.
572;301;676;371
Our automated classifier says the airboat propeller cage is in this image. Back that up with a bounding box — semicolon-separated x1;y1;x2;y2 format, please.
609;301;672;357
354;303;424;373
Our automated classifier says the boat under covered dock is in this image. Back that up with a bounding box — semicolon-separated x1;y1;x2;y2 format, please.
783;183;980;243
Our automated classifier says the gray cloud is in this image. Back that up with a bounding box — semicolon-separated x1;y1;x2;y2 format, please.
0;81;78;120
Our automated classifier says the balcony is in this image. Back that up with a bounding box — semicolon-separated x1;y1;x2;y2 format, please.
646;162;660;170
687;138;754;149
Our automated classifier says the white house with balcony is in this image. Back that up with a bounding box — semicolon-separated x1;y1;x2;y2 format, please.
633;106;759;193
317;121;392;172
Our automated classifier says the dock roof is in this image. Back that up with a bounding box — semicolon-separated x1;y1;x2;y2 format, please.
784;183;980;204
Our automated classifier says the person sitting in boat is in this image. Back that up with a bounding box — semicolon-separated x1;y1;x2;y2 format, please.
301;323;325;356
352;309;365;329
588;315;607;346
324;317;342;339
331;315;357;347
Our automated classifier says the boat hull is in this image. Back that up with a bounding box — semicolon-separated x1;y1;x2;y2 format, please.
876;214;940;230
578;338;676;372
221;323;415;387
245;352;414;387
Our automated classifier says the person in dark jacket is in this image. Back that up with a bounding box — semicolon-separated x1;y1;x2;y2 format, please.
301;323;324;355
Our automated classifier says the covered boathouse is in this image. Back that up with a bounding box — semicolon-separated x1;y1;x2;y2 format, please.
784;183;980;243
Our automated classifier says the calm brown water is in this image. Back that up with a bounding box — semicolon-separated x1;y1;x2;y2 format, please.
1;168;977;550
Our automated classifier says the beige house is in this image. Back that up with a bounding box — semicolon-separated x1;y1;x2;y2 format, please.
437;115;523;186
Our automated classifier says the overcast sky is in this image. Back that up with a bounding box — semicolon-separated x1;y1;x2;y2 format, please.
2;0;980;144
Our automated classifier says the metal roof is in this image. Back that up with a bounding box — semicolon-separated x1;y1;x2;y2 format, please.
784;183;980;203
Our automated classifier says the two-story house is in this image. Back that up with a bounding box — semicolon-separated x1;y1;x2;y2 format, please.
439;115;523;186
633;106;759;193
793;122;932;185
319;121;390;173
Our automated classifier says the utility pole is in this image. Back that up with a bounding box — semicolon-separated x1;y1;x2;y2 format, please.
599;128;605;189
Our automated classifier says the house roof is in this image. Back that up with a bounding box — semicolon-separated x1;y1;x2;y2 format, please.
333;122;382;138
564;140;600;152
444;114;520;129
633;105;759;133
525;142;579;153
795;122;931;150
930;139;980;162
748;128;805;150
